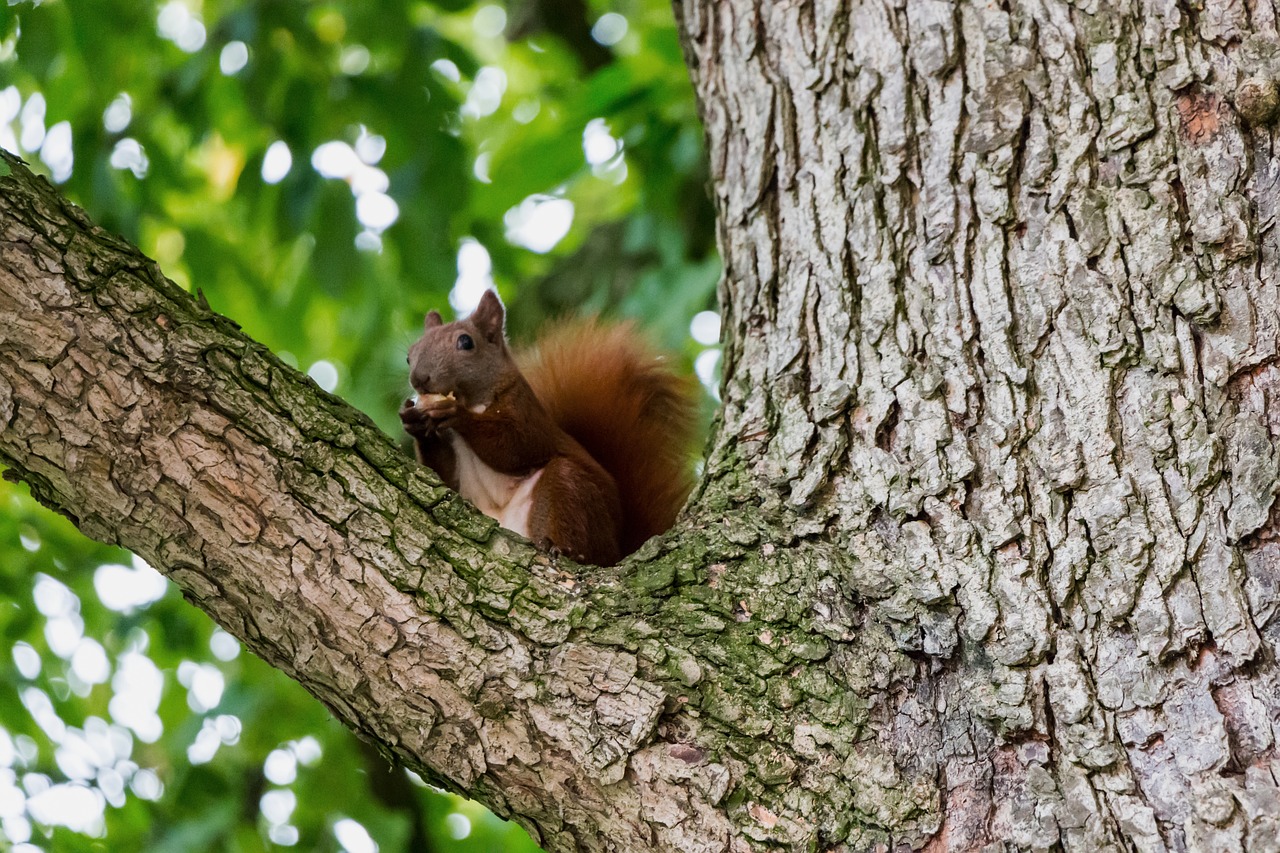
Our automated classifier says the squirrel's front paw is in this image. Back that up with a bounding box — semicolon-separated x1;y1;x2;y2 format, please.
399;398;434;438
419;394;461;431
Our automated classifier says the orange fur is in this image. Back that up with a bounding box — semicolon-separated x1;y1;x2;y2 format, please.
518;320;701;556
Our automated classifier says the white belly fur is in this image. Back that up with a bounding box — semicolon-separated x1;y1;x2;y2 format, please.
448;433;543;538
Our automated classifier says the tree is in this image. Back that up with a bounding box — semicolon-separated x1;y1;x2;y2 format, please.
4;2;1280;853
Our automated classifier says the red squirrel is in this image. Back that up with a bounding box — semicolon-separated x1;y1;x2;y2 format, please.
399;290;699;566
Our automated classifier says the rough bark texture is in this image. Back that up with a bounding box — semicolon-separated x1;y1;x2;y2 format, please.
4;1;1280;850
676;0;1280;849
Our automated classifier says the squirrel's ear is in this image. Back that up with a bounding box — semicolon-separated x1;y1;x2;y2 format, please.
470;289;505;342
424;311;443;330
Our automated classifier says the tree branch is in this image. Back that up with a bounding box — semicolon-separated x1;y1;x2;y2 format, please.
0;152;739;851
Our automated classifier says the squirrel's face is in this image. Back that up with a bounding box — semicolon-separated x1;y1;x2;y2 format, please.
407;289;508;407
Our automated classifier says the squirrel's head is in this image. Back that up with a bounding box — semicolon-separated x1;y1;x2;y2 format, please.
407;289;509;407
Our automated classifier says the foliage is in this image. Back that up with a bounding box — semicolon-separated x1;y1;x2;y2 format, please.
0;0;717;849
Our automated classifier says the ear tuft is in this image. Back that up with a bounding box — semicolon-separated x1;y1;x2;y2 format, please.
470;290;505;342
425;311;443;330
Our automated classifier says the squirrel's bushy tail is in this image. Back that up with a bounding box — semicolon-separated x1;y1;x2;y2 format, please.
518;319;701;557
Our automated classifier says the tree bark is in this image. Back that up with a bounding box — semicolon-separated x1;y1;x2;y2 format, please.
3;0;1280;850
674;0;1280;849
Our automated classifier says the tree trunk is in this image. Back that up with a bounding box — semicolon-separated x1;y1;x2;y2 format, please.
2;1;1280;851
675;0;1280;849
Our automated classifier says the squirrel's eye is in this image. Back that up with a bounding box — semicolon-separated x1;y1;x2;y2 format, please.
456;334;474;351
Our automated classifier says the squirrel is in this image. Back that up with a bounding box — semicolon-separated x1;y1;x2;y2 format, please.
399;290;700;566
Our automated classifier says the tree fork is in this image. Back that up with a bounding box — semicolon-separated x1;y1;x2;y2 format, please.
0;150;926;851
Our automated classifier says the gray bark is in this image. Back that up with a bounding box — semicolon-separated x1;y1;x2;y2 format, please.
2;0;1280;850
677;0;1280;849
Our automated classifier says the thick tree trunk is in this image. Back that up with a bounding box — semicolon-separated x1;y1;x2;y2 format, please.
675;0;1280;849
4;1;1280;850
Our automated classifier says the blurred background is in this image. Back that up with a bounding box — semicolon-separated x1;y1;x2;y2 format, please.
0;0;719;849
